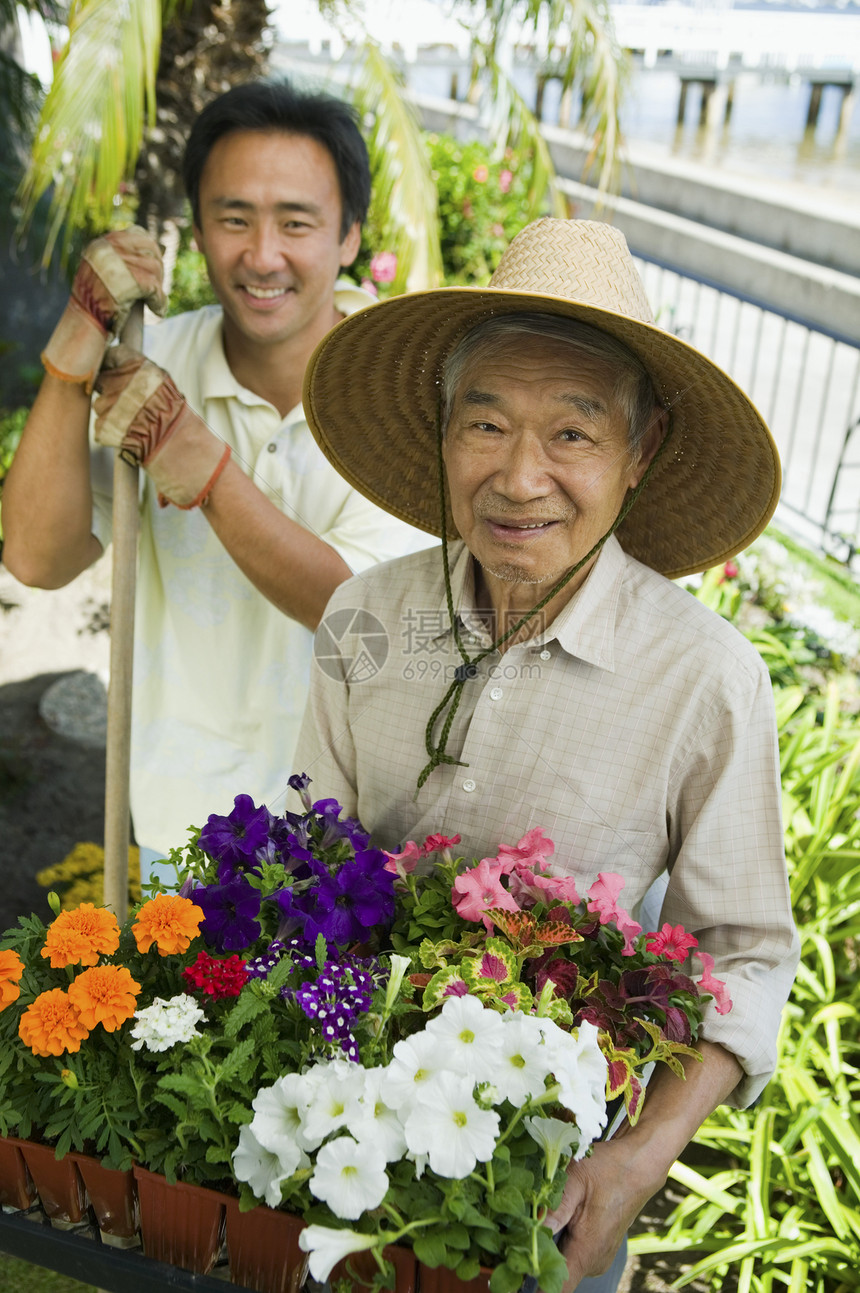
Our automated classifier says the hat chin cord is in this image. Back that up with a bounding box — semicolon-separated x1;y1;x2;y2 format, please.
415;407;674;793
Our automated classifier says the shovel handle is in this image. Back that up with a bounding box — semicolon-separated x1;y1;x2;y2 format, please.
102;300;143;916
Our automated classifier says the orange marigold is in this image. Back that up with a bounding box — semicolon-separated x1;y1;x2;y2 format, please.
18;988;90;1056
132;895;204;956
0;948;25;1011
67;964;141;1032
41;903;121;968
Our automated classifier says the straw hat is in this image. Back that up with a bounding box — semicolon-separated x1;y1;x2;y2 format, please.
303;219;780;578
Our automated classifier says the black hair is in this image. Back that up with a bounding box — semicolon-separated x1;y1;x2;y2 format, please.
182;80;371;239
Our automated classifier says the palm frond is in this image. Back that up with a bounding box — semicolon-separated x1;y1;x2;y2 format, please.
477;50;568;222
348;39;444;292
458;0;627;198
16;0;163;263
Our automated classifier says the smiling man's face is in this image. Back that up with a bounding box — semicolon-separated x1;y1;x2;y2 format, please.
193;128;360;362
443;334;650;602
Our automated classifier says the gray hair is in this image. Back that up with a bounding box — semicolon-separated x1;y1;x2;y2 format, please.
440;313;662;455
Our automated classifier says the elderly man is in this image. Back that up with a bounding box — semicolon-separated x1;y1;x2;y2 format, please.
294;219;798;1292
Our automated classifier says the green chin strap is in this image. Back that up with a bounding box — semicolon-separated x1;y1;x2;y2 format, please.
415;407;674;793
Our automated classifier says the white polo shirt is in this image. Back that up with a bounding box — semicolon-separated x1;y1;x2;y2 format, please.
90;284;434;855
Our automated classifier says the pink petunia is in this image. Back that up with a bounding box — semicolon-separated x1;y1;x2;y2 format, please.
370;251;397;284
423;833;461;857
694;951;733;1015
384;840;422;877
499;169;513;193
646;922;699;964
452;858;520;932
616;910;644;956
494;827;555;872
360;277;378;297
508;863;580;909
586;872;627;924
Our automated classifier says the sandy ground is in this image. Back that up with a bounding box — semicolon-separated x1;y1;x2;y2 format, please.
0;553;113;933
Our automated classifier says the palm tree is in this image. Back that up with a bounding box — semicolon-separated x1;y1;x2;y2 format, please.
15;0;628;285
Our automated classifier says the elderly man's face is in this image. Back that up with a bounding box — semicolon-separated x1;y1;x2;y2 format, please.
443;334;649;592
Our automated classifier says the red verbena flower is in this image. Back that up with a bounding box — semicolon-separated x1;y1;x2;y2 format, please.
182;951;249;999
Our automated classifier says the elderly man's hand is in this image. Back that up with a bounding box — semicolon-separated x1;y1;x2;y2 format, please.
42;226;166;392
94;345;231;509
543;1136;663;1292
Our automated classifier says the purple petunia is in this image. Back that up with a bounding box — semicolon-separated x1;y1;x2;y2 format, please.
191;875;262;952
198;794;270;877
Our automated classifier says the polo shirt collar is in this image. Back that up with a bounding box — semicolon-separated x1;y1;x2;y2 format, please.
433;536;627;672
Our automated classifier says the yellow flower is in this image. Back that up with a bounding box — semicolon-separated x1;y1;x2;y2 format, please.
18;989;90;1056
42;904;121;968
67;965;141;1032
132;894;204;956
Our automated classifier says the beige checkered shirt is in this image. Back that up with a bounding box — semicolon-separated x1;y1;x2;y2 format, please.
295;535;799;1106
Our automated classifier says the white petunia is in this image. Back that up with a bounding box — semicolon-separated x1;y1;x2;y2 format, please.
544;1021;608;1152
524;1115;582;1179
130;995;205;1052
403;1070;500;1178
232;1124;301;1208
309;1135;389;1220
423;994;506;1082
298;1224;378;1283
381;1030;448;1112
251;1071;320;1155
344;1067;408;1162
301;1062;367;1145
493;1013;556;1105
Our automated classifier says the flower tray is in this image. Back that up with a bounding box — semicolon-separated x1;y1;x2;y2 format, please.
72;1154;138;1242
224;1197;307;1293
417;1263;494;1292
0;1135;37;1211
134;1165;227;1275
17;1140;88;1225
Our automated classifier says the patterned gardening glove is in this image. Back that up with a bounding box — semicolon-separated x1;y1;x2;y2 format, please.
42;226;166;393
93;345;231;509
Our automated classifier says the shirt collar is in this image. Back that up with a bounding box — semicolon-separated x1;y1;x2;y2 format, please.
197;278;378;418
430;535;628;671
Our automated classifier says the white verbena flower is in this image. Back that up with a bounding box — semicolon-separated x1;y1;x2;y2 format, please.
232;1124;300;1208
129;995;205;1052
309;1135;389;1220
403;1070;500;1178
298;1224;378;1284
423;993;506;1082
344;1066;408;1162
381;1030;448;1111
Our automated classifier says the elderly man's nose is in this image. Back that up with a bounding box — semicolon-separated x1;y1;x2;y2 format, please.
495;438;552;499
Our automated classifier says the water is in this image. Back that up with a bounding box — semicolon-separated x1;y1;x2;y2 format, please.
408;60;860;200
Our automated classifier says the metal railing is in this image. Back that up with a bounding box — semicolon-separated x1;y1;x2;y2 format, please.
632;252;860;566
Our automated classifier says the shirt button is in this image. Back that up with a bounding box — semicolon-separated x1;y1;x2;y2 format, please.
539;649;551;660
267;442;277;453
462;779;476;793
489;686;503;701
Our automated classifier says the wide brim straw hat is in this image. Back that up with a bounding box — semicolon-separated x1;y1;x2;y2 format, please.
303;218;781;579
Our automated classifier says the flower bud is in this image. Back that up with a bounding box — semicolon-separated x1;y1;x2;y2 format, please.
47;891;62;917
60;1068;79;1089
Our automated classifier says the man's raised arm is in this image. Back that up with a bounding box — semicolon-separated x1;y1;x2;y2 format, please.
2;227;165;589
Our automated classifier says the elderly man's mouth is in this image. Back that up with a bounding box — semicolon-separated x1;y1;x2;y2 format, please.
484;519;560;541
